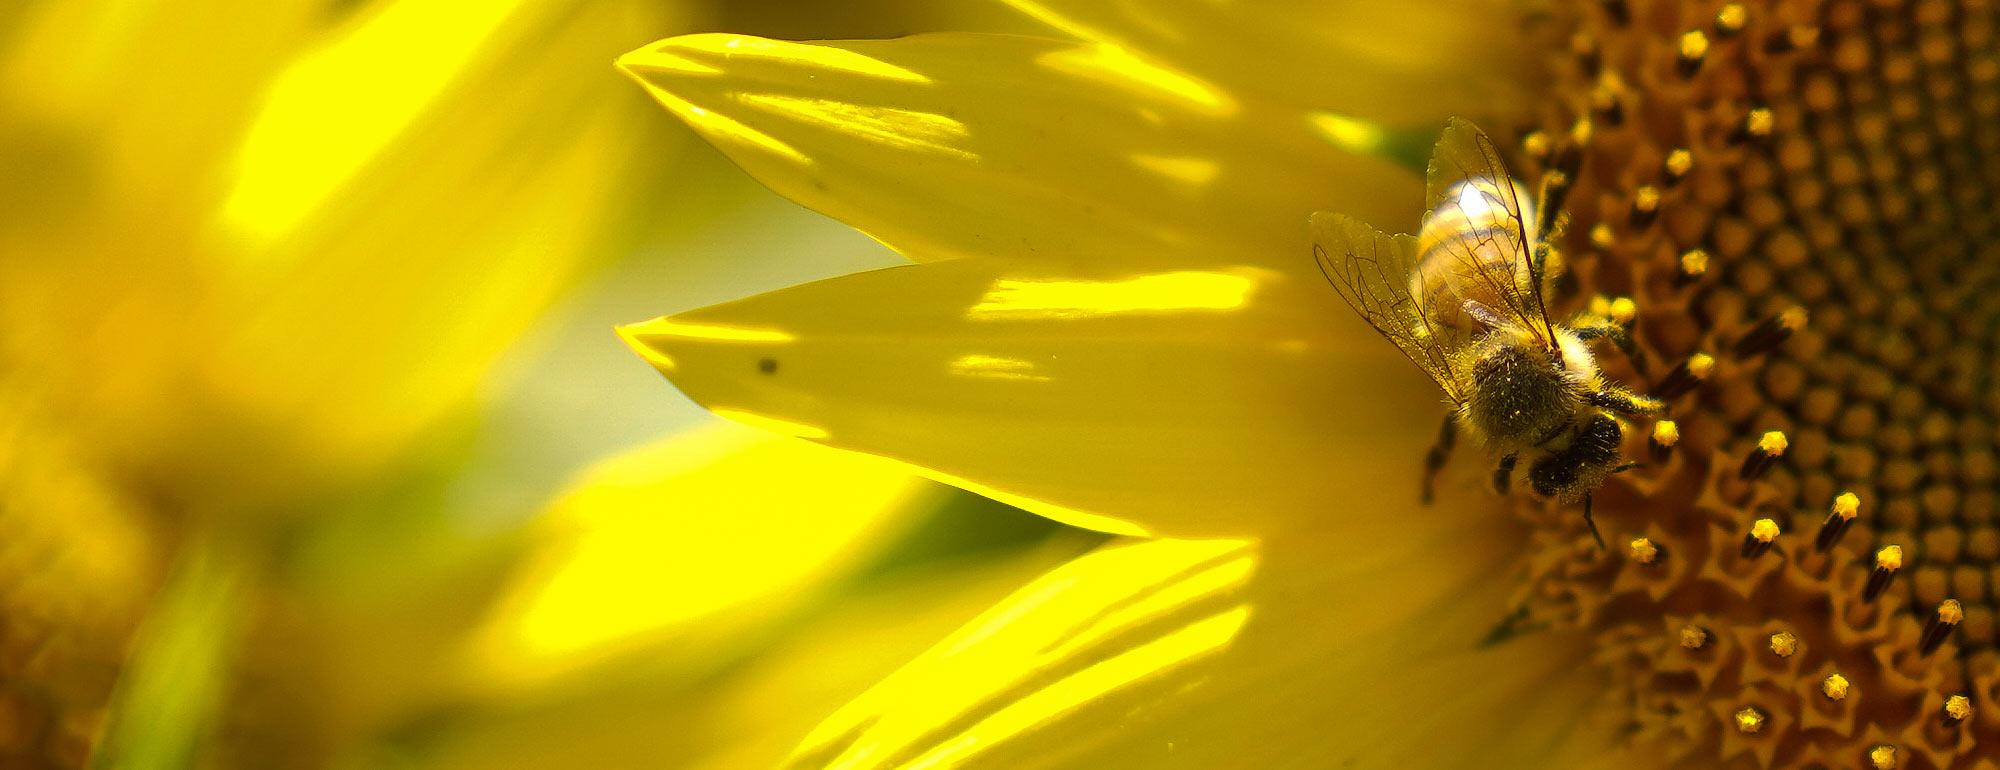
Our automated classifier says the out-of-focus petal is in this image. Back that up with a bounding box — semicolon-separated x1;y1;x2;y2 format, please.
0;0;324;218
787;501;1619;769
620;257;1443;538
466;420;941;691
164;0;682;508
0;396;162;766
999;0;1530;126
93;537;250;770
618;32;1418;271
346;537;1096;770
720;0;1049;39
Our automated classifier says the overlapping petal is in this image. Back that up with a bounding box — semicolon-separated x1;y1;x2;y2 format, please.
359;537;1092;770
175;0;679;507
787;502;1620;769
3;0;683;511
621;256;1446;538
468;422;939;691
997;0;1529;126
618;32;1418;272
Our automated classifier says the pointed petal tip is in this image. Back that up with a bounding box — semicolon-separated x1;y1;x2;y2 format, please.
621;32;800;87
615;318;678;373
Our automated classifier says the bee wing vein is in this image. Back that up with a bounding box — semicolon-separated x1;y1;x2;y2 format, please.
1312;212;1468;402
1425;119;1557;345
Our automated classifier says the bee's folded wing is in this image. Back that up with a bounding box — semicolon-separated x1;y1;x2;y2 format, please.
1310;211;1466;402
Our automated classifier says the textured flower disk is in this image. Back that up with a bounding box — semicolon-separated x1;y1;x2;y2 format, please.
1506;0;2000;766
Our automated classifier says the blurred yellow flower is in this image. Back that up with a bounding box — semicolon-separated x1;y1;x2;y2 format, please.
1;0;683;765
620;0;2000;767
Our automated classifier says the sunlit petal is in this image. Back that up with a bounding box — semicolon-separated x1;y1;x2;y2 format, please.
353;536;1096;770
170;0;679;506
0;0;323;220
468;421;939;690
621;257;1444;538
790;512;1618;769
618;33;1418;271
999;0;1529;127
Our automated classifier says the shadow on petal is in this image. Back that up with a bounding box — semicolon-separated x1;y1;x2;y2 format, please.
785;500;1627;769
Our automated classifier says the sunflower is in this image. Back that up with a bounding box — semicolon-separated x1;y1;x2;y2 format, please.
620;0;2000;767
0;0;681;765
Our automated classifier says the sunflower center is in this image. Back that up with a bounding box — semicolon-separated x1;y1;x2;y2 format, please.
1495;0;2000;765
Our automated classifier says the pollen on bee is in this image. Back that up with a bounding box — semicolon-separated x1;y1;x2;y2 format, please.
1715;4;1747;37
1768;631;1799;658
1732;707;1766;734
1869;744;1899;769
1739;431;1788;480
1743;517;1780;558
1629;185;1660;226
1865;545;1905;601
1649;420;1680;461
1921;599;1964;655
1628;537;1660;565
1822;673;1851;701
1654;353;1713;399
1679;624;1709;649
1676;248;1709;285
1815;491;1863;552
1733;307;1807;357
1945;694;1973;725
1676;30;1709;77
1663;148;1694;185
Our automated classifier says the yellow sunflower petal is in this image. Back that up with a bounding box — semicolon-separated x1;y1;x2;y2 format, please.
617;32;1417;269
620;257;1443;538
170;0;677;506
999;0;1528;126
0;0;324;218
358;536;1095;770
788;511;1611;769
467;421;939;692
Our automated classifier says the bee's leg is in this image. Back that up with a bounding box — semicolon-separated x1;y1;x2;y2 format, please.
1423;415;1457;505
1571;320;1625;346
1492;453;1518;495
1611;462;1642;474
1585;385;1665;418
1582;493;1607;550
1573;318;1647;375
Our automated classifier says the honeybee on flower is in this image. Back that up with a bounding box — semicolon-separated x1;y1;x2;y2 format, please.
1313;118;1662;546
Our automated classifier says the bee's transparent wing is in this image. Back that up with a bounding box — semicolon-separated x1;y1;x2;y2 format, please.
1424;117;1557;345
1311;211;1467;402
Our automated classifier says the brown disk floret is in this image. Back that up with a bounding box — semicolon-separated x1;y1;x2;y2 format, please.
1494;0;2000;766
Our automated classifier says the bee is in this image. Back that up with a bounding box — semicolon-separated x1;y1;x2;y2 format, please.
1311;118;1660;547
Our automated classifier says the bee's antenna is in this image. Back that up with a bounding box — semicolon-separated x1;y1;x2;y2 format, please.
1582;494;1606;549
